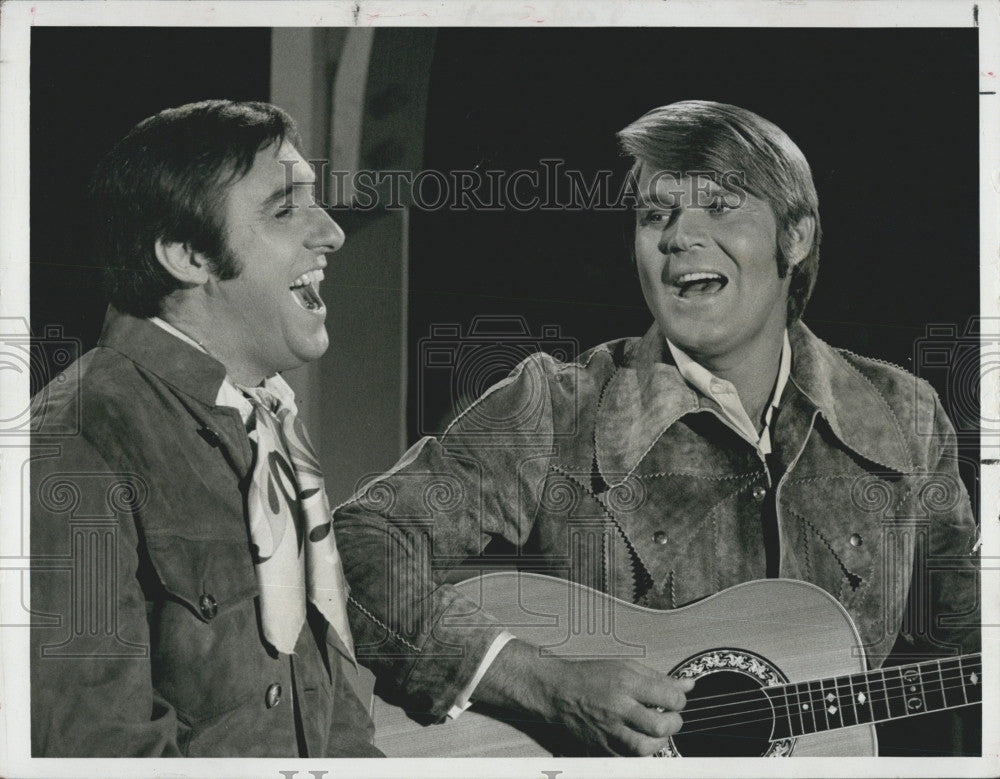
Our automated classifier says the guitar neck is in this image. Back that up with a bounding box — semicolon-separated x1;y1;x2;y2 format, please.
682;653;982;740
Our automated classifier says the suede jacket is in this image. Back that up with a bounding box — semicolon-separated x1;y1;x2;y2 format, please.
334;321;980;719
30;309;378;757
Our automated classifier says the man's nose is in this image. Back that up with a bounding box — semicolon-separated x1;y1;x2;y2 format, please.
306;206;346;254
657;205;705;255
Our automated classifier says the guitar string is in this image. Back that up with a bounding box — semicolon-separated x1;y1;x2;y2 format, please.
678;694;980;737
681;668;980;725
676;671;981;735
685;678;978;723
673;653;980;710
676;661;981;722
683;675;979;726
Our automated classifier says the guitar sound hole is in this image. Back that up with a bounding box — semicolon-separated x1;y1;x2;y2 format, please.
670;670;776;757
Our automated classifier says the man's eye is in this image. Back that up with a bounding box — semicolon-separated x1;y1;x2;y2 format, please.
707;196;737;214
639;210;670;225
275;206;296;219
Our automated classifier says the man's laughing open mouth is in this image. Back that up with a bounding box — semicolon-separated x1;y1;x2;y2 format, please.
289;269;325;312
673;271;729;298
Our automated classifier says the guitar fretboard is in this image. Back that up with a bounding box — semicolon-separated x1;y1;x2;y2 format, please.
682;653;981;739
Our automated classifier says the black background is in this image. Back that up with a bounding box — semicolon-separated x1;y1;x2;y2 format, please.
30;28;273;350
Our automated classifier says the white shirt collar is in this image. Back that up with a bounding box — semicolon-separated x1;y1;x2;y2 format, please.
665;331;791;455
149;315;205;352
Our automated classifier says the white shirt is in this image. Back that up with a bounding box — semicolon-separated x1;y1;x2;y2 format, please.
666;331;792;456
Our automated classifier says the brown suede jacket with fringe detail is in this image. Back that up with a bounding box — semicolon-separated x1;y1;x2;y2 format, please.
335;320;980;719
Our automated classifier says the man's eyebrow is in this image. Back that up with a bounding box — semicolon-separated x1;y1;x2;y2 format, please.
261;181;313;209
635;194;678;209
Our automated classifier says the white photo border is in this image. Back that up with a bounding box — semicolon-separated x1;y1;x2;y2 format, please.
1;2;997;778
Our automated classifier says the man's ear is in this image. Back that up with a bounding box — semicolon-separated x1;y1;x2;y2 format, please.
154;238;211;285
783;215;816;268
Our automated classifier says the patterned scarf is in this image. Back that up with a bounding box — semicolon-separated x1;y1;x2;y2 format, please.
242;384;355;664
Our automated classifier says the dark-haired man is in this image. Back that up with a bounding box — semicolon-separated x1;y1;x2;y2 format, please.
31;100;380;756
334;101;980;756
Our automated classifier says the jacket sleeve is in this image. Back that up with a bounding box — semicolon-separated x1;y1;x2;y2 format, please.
904;392;980;657
882;392;981;756
333;354;557;718
30;433;183;757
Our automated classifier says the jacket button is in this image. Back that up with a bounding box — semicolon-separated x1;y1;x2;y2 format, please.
199;594;218;620
752;485;767;502
850;533;863;547
652;531;668;545
265;683;282;708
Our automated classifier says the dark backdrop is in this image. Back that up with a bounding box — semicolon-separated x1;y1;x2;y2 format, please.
31;27;980;471
30;27;272;354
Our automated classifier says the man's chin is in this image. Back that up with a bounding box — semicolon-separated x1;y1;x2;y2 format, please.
285;332;331;370
659;315;727;350
304;334;331;362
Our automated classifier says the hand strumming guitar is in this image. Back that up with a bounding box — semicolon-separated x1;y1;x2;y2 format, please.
471;638;695;756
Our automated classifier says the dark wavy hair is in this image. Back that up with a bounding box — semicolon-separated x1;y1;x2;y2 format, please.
617;100;822;323
91;100;301;317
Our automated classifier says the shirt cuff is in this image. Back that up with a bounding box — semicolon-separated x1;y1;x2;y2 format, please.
445;630;516;720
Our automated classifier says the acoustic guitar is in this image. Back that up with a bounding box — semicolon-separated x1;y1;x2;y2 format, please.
369;572;981;757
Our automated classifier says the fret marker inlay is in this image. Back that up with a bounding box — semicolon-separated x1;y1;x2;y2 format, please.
827;705;837;715
857;692;867;704
970;672;979;685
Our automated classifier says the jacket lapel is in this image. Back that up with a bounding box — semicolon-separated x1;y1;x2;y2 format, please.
594;323;699;485
787;322;914;474
595;320;915;482
97;306;253;477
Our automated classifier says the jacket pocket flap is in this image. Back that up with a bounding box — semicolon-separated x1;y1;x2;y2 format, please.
144;534;259;621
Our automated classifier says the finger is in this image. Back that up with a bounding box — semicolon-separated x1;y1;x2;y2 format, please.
625;724;681;757
634;678;690;712
624;702;684;738
631;734;675;757
602;721;650;756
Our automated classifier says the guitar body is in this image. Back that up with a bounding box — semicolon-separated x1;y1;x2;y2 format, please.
370;573;879;757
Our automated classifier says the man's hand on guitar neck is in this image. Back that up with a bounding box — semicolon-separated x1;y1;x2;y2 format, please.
471;638;695;756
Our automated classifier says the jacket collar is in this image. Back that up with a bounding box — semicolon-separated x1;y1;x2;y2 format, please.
594;324;699;484
97;306;228;407
594;320;913;483
785;321;913;473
